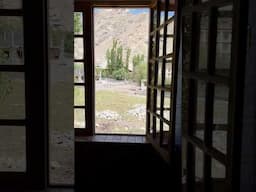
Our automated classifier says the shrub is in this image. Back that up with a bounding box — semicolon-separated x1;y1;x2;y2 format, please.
112;68;127;80
133;62;147;84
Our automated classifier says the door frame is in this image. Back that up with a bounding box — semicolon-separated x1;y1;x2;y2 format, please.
74;0;152;137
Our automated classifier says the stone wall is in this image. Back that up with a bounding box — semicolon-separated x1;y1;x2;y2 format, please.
48;0;74;185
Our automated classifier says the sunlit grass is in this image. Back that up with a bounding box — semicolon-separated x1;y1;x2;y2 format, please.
95;90;145;113
95;89;147;134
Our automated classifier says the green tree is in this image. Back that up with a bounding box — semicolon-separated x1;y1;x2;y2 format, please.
133;62;147;84
125;48;131;72
131;54;147;84
132;54;144;69
116;45;123;70
105;39;127;79
112;68;126;80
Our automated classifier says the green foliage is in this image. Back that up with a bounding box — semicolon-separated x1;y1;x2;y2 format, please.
74;63;83;71
125;48;131;72
132;54;144;68
74;13;82;34
131;54;146;84
95;67;102;75
105;39;128;80
95;67;103;80
133;62;147;84
100;69;108;78
104;40;147;82
106;39;123;74
112;68;126;80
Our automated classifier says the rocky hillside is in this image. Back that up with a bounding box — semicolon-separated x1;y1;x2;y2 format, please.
94;9;150;68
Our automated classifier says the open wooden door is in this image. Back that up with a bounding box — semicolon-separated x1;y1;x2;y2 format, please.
0;0;48;189
181;0;248;191
146;0;177;161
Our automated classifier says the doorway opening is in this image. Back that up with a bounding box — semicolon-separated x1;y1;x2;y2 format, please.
94;8;149;135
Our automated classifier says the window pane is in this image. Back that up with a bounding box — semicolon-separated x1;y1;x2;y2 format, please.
0;72;25;119
159;28;164;57
215;5;233;76
74;12;83;35
74;86;85;106
149;114;153;134
163;123;169;132
0;17;24;65
163;91;170;121
157;61;162;85
0;0;22;9
167;11;174;20
166;37;174;55
197;14;209;72
74;109;85;128
195;147;204;192
167;20;174;35
165;60;172;86
163;124;169;146
0;126;26;172
211;159;226;178
156;118;161;133
156;90;161;115
74;62;85;83
213;85;229;154
193;81;206;140
166;21;174;55
160;1;165;25
74;37;84;60
211;159;226;192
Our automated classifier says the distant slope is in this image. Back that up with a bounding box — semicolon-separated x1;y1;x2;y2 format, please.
94;9;150;68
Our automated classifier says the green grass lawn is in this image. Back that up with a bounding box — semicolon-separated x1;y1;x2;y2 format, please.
95;90;146;113
95;90;147;134
73;87;147;134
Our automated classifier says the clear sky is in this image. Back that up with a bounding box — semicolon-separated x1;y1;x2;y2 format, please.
94;8;174;17
94;8;149;14
128;9;149;14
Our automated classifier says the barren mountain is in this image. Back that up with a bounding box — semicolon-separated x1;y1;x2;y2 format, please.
94;9;150;68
